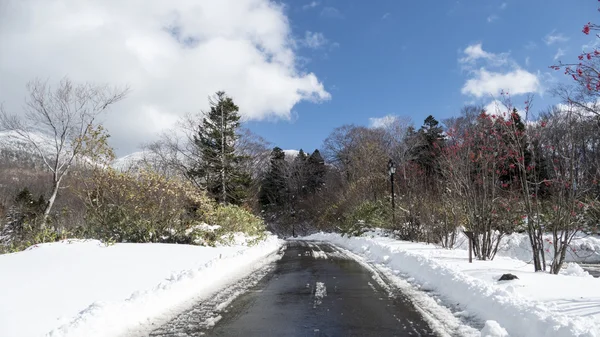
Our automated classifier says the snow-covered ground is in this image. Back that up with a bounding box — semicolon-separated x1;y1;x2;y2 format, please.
304;231;600;337
493;232;600;264
0;236;283;337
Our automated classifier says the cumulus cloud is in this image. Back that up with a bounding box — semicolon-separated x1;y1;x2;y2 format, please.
544;30;569;45
459;43;539;98
459;43;508;67
462;68;540;98
369;115;398;129
303;31;328;49
0;0;330;155
484;100;509;114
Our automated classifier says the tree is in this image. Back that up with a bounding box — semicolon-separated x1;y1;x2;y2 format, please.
306;149;326;193
188;91;250;205
260;147;287;207
551;8;600;115
441;108;517;260
289;149;309;199
412;115;445;180
0;77;128;228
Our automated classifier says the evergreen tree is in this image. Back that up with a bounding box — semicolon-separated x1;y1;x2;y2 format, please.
188;91;250;205
260;147;287;206
413;115;446;178
306;149;326;193
291;149;309;198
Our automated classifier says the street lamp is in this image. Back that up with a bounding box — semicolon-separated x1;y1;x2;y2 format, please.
387;159;396;223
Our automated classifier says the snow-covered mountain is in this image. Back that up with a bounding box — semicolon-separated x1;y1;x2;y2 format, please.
0;130;55;168
283;149;299;160
0;130;55;156
111;151;148;171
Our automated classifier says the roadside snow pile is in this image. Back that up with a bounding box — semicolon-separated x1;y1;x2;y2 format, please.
305;232;600;337
0;236;283;337
454;232;600;264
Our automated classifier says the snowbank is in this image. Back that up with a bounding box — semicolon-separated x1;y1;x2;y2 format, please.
453;232;600;264
305;232;600;337
0;236;283;337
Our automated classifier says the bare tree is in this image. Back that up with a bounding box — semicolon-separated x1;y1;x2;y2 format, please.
0;77;128;227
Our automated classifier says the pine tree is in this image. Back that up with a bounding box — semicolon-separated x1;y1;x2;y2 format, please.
413;115;446;179
306;149;326;193
260;147;288;206
291;149;309;198
188;91;250;205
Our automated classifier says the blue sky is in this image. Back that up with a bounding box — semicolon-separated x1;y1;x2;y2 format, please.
1;0;598;156
245;0;599;153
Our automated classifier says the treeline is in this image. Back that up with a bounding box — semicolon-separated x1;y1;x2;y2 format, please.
0;81;268;253
286;92;600;274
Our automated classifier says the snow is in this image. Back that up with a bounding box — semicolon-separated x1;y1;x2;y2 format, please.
111;150;147;171
304;232;600;337
454;232;600;264
313;282;327;308
0;236;283;337
0;130;55;156
481;321;509;337
283;149;299;160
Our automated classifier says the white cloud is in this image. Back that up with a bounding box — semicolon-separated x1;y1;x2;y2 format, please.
321;7;343;18
487;15;498;23
500;3;507;9
484;99;528;119
461;68;540;98
0;0;330;155
484;100;508;114
459;43;508;67
525;56;530;66
554;47;566;61
459;43;540;99
303;31;328;49
544;30;569;45
369;115;398;129
302;1;319;10
382;13;391;20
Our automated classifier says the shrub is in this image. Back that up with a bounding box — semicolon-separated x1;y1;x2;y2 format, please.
79;167;214;243
207;204;267;245
342;199;390;237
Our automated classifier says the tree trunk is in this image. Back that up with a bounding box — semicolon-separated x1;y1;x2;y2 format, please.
42;179;60;229
221;105;227;205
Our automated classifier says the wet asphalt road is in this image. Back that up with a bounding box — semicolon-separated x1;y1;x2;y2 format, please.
581;264;600;277
150;241;438;337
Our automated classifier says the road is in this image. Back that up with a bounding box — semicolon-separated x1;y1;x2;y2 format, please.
581;263;600;278
149;241;441;337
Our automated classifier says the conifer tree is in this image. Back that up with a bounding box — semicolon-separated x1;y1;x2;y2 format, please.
306;149;326;193
260;147;287;206
188;91;250;205
413;115;445;179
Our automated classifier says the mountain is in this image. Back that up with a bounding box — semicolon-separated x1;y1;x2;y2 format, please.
0;131;55;169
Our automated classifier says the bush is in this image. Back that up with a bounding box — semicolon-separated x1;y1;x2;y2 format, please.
207;204;267;245
341;200;390;237
76;167;268;246
79;167;215;243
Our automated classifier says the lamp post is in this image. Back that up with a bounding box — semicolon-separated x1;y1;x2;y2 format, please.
387;159;396;223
